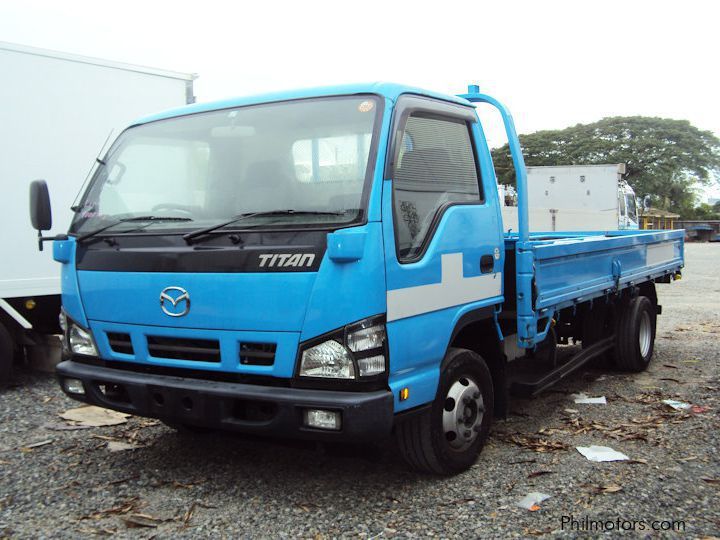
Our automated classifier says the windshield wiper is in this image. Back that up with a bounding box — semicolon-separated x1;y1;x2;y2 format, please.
183;210;346;243
76;216;193;243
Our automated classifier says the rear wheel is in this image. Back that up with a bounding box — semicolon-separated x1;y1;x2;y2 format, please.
615;296;656;372
395;348;494;475
0;323;14;387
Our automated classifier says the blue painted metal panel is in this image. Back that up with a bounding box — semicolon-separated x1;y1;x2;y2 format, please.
90;320;299;377
365;97;394;223
507;229;684;347
381;93;506;409
55;238;88;327
386;297;504;411
77;270;317;332
132;83;469;127
327;230;367;262
529;229;684;260
300;223;386;341
383;204;504;288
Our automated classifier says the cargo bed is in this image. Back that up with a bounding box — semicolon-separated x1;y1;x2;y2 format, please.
505;229;684;347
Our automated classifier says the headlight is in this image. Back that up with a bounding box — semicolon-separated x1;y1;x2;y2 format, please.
299;339;355;379
298;316;386;380
347;322;386;353
68;323;98;356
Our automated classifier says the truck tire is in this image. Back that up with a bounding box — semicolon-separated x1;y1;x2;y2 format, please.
614;296;656;372
0;322;13;386
395;348;494;475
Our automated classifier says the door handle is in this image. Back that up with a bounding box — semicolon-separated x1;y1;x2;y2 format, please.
480;254;494;274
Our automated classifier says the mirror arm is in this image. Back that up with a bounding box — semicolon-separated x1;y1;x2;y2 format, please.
36;231;68;251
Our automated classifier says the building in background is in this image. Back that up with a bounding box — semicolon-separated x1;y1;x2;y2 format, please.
676;220;720;242
640;208;680;230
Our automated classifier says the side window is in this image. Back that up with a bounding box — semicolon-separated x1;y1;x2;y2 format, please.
626;194;638;222
393;113;482;261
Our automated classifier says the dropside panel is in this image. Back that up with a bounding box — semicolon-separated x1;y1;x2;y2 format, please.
509;229;684;347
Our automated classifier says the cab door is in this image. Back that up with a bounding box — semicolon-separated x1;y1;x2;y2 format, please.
380;95;504;411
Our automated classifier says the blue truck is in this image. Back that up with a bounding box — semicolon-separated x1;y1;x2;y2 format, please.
29;83;684;474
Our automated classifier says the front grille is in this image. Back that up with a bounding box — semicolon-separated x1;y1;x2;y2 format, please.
107;332;134;355
239;342;276;366
147;336;220;363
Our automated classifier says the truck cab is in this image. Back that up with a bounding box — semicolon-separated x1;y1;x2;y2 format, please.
30;83;683;474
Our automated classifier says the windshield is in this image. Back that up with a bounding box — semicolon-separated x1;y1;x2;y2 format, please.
71;95;382;235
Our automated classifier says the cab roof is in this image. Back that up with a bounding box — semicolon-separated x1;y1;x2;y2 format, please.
132;82;473;126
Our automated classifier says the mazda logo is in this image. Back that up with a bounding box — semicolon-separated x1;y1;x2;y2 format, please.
159;286;190;317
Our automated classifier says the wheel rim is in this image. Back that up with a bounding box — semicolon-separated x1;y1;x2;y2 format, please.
442;376;485;452
638;311;652;357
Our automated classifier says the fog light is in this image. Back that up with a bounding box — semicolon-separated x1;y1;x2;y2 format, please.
63;378;85;395
304;409;341;430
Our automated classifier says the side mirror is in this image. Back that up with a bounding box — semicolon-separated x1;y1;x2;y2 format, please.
642;195;652;212
30;180;52;231
29;180;66;251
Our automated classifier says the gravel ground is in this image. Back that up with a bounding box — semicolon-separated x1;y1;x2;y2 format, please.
1;243;718;539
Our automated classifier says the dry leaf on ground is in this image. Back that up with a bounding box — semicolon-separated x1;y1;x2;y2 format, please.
122;513;161;528
107;441;143;452
496;433;568;452
60;406;130;427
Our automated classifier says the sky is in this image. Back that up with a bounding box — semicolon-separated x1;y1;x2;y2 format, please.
1;0;718;200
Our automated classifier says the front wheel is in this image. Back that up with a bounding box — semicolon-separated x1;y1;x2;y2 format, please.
395;348;494;475
615;296;656;372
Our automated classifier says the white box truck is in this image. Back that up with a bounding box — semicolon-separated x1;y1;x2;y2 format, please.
0;41;196;382
501;164;640;232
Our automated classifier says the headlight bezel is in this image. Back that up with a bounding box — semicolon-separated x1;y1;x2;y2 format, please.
295;315;388;388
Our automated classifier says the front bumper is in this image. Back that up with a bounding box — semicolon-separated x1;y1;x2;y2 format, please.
57;360;394;441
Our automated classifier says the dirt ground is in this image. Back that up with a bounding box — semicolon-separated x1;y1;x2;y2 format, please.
1;242;718;538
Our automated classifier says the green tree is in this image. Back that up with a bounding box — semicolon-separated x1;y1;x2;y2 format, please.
684;202;720;220
491;117;720;214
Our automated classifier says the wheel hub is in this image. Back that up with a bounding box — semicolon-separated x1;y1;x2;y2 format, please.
638;310;652;357
442;377;485;451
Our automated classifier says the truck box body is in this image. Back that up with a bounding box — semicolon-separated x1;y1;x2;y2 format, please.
37;83;683;474
0;41;194;300
0;42;194;379
501;164;639;232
